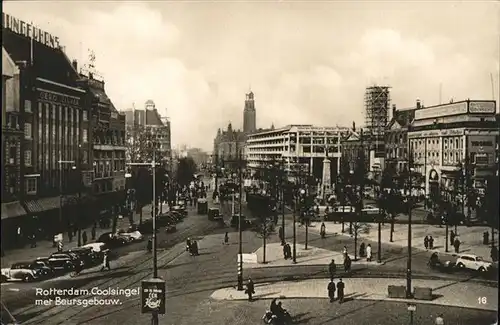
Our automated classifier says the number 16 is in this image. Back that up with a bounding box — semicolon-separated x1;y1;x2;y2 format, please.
478;297;487;304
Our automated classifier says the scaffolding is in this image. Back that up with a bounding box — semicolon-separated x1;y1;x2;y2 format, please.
364;85;391;157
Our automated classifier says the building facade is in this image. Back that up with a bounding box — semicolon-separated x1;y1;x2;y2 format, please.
2;47;27;238
408;99;498;200
77;70;127;220
385;103;417;173
340;127;371;177
213;123;246;164
123;100;172;167
246;125;349;181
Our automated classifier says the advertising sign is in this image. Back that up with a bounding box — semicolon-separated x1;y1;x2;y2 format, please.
2;13;60;49
468;135;496;153
141;279;166;314
415;102;467;120
38;90;80;106
469;101;496;114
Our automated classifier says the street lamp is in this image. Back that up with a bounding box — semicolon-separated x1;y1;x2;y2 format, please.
406;164;415;299
349;170;354;235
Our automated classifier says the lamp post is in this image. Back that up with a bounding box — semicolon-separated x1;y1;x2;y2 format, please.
349;170;354;235
237;150;244;291
406;161;414;299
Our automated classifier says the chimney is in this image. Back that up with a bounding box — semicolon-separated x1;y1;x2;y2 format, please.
72;60;78;72
416;99;421;109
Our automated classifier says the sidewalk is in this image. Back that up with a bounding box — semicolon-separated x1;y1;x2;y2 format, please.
245;242;383;269
0;204;156;268
306;222;497;261
211;277;498;311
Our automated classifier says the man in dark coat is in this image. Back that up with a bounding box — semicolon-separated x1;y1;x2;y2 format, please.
337;278;345;304
327;279;336;302
245;278;255;301
285;243;292;259
328;259;336;281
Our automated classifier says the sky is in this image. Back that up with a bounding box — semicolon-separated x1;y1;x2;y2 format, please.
4;1;500;151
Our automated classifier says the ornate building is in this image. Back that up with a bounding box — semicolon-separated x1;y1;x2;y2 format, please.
213;122;246;164
385;102;417;173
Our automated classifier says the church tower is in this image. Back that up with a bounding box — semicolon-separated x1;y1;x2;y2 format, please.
243;91;256;134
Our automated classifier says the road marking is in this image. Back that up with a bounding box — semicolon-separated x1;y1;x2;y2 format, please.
8;288;19;292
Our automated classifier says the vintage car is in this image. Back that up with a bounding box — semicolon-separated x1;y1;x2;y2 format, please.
82;242;106;253
116;229;144;242
31;259;56;278
456;254;493;272
1;262;46;282
68;247;99;267
98;232;129;247
47;252;82;271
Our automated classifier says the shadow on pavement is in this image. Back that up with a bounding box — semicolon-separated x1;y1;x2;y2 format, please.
316;300;383;325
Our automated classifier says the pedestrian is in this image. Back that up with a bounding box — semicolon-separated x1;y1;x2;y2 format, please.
491;245;498;262
424;235;429;250
429;236;434;249
285;243;291;259
327;279;336;302
453;237;461;254
278;226;284;244
283;243;288;260
359;242;365;257
434;314;444;325
450;230;455;247
337;279;345;304
101;251;111;271
68;230;73;242
366;244;372;262
82;231;88;245
342;246;348;259
186;238;191;252
245;277;255;301
343;255;351;272
91;225;96;240
328;259;336;281
320;222;326;238
57;241;63;252
224;232;229;245
73;225;78;237
29;233;37;248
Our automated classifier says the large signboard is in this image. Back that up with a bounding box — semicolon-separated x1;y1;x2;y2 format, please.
415;102;467;120
468;101;496;114
37;90;80;106
468;135;496;154
2;13;60;49
141;279;166;314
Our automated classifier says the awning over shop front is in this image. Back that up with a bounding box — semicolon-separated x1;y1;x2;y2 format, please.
1;201;27;220
24;197;61;213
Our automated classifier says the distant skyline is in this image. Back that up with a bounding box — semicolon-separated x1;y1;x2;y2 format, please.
4;1;499;151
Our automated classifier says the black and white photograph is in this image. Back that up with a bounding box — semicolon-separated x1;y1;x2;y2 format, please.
1;1;499;324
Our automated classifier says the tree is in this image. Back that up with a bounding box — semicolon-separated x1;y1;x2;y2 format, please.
380;163;398;242
134;167;153;225
249;194;274;263
176;157;197;187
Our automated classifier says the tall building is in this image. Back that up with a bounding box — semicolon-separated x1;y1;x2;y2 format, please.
213;122;246;167
243;91;257;134
365;85;390;158
123;100;172;167
408;99;498;201
2;15;93;240
2;47;26;229
246;125;349;181
77;68;127;219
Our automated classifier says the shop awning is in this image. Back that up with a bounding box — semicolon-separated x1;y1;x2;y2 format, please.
1;201;27;220
24;197;61;213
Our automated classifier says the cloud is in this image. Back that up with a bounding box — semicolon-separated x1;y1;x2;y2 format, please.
3;2;498;151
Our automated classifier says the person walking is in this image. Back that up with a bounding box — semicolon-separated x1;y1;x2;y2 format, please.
320;222;326;239
450;230;455;247
491;245;498;262
337;279;345;304
429;236;434;249
245;277;255;301
424;235;429;250
101;251;111;271
327;279;336;302
328;259;336;281
342;246;348;259
359;242;366;258
453;237;461;254
57;241;64;252
343;255;351;272
278;226;284;245
82;231;88;245
366;244;372;262
285;243;291;259
224;232;229;245
68;230;73;242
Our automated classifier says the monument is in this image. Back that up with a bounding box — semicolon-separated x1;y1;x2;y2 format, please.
320;146;332;200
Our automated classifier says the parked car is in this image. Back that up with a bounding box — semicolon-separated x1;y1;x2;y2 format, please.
1;262;48;282
68;247;99;267
455;254;492;272
98;232;129;247
116;229;144;242
82;242;106;253
31;259;56;278
47;252;82;271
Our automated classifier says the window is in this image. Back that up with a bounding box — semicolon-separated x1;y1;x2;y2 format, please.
24;100;32;113
83;110;88;121
24;122;32;139
25;150;32;166
25;177;37;195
